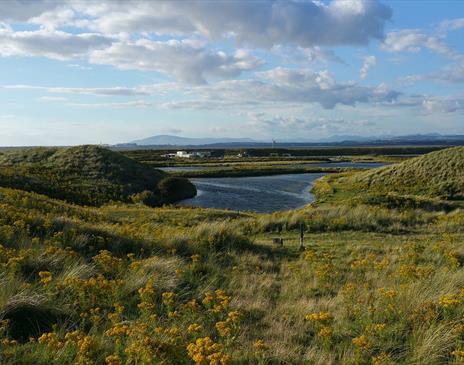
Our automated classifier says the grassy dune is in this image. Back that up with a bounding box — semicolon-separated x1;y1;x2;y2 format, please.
0;146;196;206
1;147;464;364
340;147;464;200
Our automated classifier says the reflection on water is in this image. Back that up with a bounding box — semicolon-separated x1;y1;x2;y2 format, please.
178;173;326;213
176;162;387;213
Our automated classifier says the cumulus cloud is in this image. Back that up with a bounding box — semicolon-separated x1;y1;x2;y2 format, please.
0;0;393;84
272;45;344;65
381;29;457;58
0;0;62;22
422;96;464;113
89;39;263;83
164;68;400;110
360;55;377;79
7;67;402;111
0;28;112;60
77;0;391;48
2;0;391;48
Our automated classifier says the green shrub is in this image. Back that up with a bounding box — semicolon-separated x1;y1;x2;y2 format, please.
157;177;197;204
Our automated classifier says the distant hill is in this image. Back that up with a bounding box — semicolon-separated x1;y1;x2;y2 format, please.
131;135;256;146
348;146;464;200
116;133;464;149
0;145;196;206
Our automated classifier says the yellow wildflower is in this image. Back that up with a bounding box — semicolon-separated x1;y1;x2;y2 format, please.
318;326;333;338
439;294;461;308
38;271;52;284
304;311;333;323
352;335;371;350
253;339;267;351
105;355;121;365
188;323;203;333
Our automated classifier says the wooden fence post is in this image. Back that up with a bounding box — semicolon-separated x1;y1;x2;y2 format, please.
299;222;305;250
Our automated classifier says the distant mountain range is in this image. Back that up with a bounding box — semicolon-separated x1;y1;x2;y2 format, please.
113;133;464;148
129;135;256;146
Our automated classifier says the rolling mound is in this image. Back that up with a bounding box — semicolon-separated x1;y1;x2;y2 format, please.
349;146;464;200
0;145;196;206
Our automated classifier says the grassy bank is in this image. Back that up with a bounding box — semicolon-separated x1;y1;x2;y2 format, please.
170;166;342;178
2;184;464;364
2;146;464;364
0;146;196;206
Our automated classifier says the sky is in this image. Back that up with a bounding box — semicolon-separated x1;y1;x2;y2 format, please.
1;0;464;146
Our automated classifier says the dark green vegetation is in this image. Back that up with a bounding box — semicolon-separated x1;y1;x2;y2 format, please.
157;176;198;203
121;145;445;163
171;166;340;178
1;146;464;364
0;145;196;206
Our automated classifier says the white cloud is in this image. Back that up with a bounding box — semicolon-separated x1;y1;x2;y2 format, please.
89;39;263;83
7;67;402;111
248;113;377;137
67;63;92;70
5;0;390;48
0;1;392;84
66;100;152;109
360;55;377;79
0;28;112;60
164;68;400;110
5;84;151;97
39;96;68;102
0;0;62;22
272;45;344;65
422;96;464;113
435;63;464;83
402;62;464;84
77;0;391;48
438;18;464;34
381;29;457;58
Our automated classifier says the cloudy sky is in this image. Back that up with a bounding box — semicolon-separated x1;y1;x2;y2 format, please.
1;0;464;145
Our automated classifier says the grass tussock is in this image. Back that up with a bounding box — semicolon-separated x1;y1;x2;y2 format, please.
1;147;464;364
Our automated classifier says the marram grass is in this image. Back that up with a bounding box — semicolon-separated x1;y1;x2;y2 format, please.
1;147;464;364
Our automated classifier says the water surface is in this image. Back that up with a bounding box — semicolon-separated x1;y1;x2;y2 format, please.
178;173;326;213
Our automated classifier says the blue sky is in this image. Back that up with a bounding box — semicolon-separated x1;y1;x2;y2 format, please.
0;0;463;146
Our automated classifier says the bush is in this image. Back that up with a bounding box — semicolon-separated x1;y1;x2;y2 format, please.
157;177;197;204
130;190;160;207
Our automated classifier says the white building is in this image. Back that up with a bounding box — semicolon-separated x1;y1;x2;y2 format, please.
176;151;211;159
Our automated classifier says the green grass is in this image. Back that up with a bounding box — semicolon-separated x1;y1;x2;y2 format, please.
171;166;341;178
0;145;196;206
1;146;464;364
342;147;464;200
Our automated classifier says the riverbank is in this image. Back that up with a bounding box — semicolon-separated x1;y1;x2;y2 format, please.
169;166;342;178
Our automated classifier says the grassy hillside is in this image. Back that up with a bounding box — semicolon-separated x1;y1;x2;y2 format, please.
1;184;464;364
313;147;464;207
349;147;464;199
0;145;196;206
2;146;464;364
